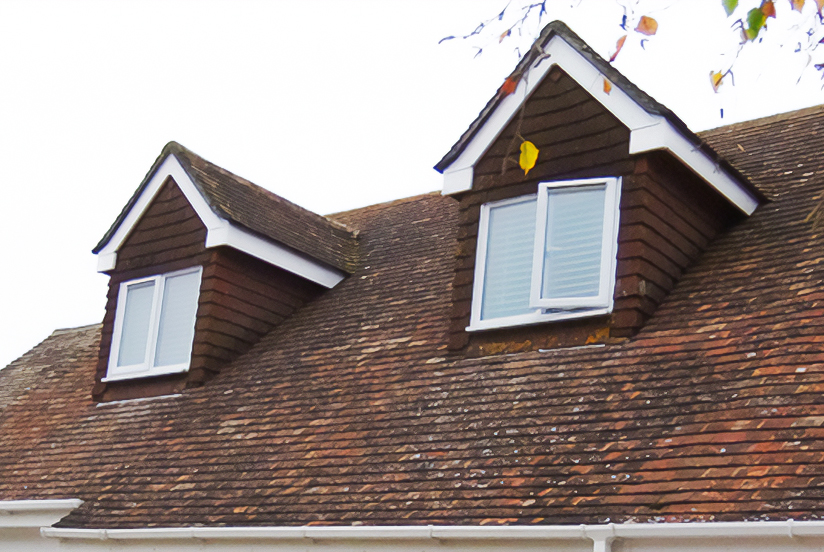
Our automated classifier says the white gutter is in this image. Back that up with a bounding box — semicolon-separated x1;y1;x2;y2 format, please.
0;499;83;528
40;520;824;549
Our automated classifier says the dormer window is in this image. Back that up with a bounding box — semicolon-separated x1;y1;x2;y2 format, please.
468;177;621;331
104;266;202;382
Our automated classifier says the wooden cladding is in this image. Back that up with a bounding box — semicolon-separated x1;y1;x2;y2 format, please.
94;178;325;401
448;66;741;356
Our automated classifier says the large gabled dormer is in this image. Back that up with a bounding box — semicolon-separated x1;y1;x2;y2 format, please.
92;142;358;401
436;22;766;356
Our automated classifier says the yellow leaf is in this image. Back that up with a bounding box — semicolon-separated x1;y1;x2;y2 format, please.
817;0;824;14
710;70;724;92
790;0;805;11
519;141;539;176
603;78;612;94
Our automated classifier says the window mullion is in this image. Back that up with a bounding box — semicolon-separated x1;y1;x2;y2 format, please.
530;184;551;309
144;275;164;372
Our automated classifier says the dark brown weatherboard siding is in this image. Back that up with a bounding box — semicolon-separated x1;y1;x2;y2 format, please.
195;248;323;370
4;101;824;527
448;67;740;355
95;178;324;401
613;152;741;335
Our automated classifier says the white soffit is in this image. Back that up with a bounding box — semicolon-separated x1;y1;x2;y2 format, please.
0;499;82;528
442;34;759;216
95;155;345;288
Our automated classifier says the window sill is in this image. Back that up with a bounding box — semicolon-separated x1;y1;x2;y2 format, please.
466;307;610;332
101;365;189;383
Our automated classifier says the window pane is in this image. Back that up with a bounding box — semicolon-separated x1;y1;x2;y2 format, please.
541;186;606;299
154;271;201;367
117;281;155;367
481;198;537;320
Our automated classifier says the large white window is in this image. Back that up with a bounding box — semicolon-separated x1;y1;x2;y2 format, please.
105;266;202;381
469;177;621;331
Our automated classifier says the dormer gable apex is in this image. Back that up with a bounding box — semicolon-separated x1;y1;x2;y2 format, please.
435;21;764;216
94;142;357;288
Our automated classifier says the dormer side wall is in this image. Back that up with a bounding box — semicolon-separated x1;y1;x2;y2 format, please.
448;67;741;356
94;178;325;402
615;151;742;337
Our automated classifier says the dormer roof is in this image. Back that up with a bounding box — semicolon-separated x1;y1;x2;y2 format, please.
94;142;358;287
435;21;765;215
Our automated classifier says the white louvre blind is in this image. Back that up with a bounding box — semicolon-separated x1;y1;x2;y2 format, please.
481;197;537;320
154;270;201;367
116;281;156;367
540;185;606;300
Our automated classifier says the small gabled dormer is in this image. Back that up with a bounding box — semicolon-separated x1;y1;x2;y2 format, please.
92;142;358;401
436;21;765;357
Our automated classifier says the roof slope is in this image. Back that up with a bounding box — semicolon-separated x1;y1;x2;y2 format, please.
3;107;824;527
94;142;359;273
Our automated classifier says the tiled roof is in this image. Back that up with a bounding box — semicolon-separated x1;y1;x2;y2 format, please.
94;142;359;273
4;106;824;527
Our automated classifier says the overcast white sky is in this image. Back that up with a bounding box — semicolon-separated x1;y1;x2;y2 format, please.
1;0;822;369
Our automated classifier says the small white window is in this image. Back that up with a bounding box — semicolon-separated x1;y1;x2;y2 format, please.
468;177;621;331
105;266;202;381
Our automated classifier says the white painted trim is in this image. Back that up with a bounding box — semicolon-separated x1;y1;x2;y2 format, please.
468;178;620;332
105;266;202;381
39;520;824;542
629;121;760;214
467;306;611;332
0;499;81;528
469;194;533;328
96;156;223;272
441;34;758;215
205;222;346;289
96;154;346;288
530;177;620;310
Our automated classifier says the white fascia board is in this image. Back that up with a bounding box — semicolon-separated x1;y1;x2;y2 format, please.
0;499;82;528
96;155;223;272
629;121;759;215
96;155;345;288
441;35;757;215
41;521;824;542
205;223;346;288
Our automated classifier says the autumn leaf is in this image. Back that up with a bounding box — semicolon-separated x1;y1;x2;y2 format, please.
610;35;627;62
603;78;612;94
519;141;539;175
635;16;658;36
722;0;739;15
790;0;805;11
761;0;776;17
710;70;725;92
499;29;511;43
817;0;824;14
745;7;766;40
500;74;520;97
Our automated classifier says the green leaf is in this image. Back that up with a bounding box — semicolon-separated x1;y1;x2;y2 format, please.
746;7;766;40
722;0;739;16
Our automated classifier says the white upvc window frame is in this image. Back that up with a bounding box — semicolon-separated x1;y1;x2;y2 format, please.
467;177;621;332
104;266;203;382
530;177;621;310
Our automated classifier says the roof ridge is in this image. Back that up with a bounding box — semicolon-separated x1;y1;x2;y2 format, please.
51;323;103;336
700;104;824;136
326;191;442;219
